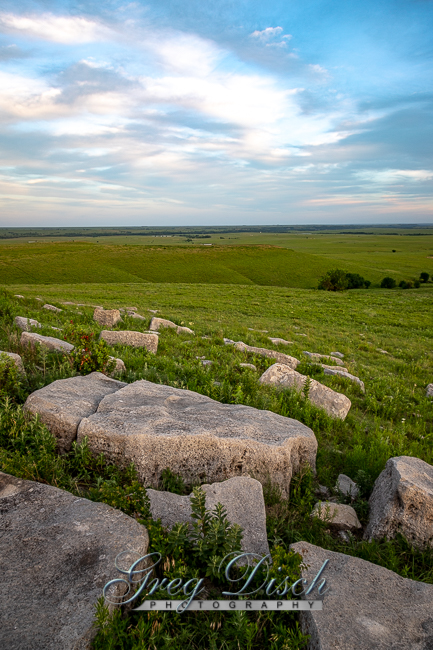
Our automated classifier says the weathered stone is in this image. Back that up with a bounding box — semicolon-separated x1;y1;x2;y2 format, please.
100;330;158;353
130;312;146;321
24;372;126;452
223;338;235;345
323;367;365;392
109;357;126;376
77;379;317;496
268;337;293;346
303;351;345;366
331;351;344;359
14;294;24;298
148;477;269;557
93;308;122;328
235;342;299;369
201;360;212;366
364;456;433;548
321;364;348;372
426;383;433;398
0;350;25;375
177;326;194;335
259;364;351;420
43;303;63;313
21;331;74;354
239;363;257;370
291;541;433;650
336;474;359;499
14;315;42;331
312;502;361;531
149;317;177;331
315;484;331;499
0;471;148;650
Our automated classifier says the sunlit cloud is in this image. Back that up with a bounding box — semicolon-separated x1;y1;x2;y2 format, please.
0;12;114;43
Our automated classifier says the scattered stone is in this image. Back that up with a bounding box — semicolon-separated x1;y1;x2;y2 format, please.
294;333;307;336
338;530;351;542
426;384;433;398
259;364;351;420
93;307;122;328
35;298;43;302
21;331;74;354
43;303;63;313
331;351;344;358
14;316;42;331
311;502;361;531
148;309;158;313
291;541;433;650
24;372;126;452
213;381;222;386
77;379;317;496
147;477;269;557
247;328;268;333
126;307;137;312
303;351;345;366
315;484;331;499
0;351;25;375
177;326;194;335
235;342;299;369
0;471;149;650
321;364;348;372
100;330;158;353
223;338;235;345
201;360;213;366
130;312;146;321
336;474;359;499
109;357;126;376
239;363;257;371
14;294;24;298
149;317;177;331
268;337;293;346
201;336;211;340
323;367;365;392
377;348;389;354
364;456;433;549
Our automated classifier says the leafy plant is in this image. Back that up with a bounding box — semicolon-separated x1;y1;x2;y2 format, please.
420;272;429;283
0;353;25;400
381;276;396;288
318;269;349;291
64;323;115;375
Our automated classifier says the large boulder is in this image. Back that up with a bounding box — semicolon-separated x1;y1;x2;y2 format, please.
14;316;42;331
303;351;345;366
235;342;299;369
93;308;122;328
364;456;433;549
147;476;269;557
259;363;351;420
291;541;433;650
0;350;25;375
21;331;74;354
323;367;365;392
24;372;126;452
0;471;148;650
100;330;158;353
77;379;317;496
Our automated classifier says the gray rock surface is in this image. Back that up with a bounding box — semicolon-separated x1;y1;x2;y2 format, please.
235;341;299;369
148;477;269;557
43;303;63;313
77;379;317;496
0;471;149;650
100;330;158;353
268;337;293;345
223;338;235;345
259;364;351;420
364;456;433;548
426;383;433;398
323;367;365;392
336;474;359;499
239;363;257;370
14;294;24;298
109;357;126;376
14;316;42;331
24;372;126;452
21;331;74;354
303;351;345;366
321;364;348;372
291;541;433;650
130;312;146;321
201;360;212;366
149;317;177;331
0;350;25;374
331;351;344;358
177;326;194;335
93;308;122;328
312;502;361;531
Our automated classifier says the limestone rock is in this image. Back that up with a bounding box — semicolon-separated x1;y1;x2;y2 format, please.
291;541;433;650
323;367;365;392
312;502;361;531
0;350;25;375
14;294;24;298
259;364;351;420
21;331;74;354
268;337;293;346
336;474;359;499
130;312;146;321
149;317;177;331
100;330;158;353
43;303;63;313
364;456;433;548
148;477;269;557
331;351;344;359
201;360;212;366
426;384;433;398
177;326;194;335
0;471;148;650
77;379;317;496
93;308;122;328
109;357;126;376
303;351;345;366
224;338;235;345
24;372;126;452
239;363;257;370
14;316;42;331
321;364;348;372
235;342;299;369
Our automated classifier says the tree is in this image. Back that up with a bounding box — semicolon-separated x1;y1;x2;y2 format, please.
346;273;370;289
420;272;430;283
381;277;396;289
318;269;349;291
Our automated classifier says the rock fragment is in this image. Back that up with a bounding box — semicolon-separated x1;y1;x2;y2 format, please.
303;351;345;366
100;330;158;353
323;367;365;392
268;337;293;346
239;363;257;370
426;383;433;398
43;303;63;313
14;316;42;331
21;331;74;354
0;350;25;375
149;317;177;331
93;308;122;328
311;502;361;531
235;342;299;369
331;351;344;358
336;474;359;499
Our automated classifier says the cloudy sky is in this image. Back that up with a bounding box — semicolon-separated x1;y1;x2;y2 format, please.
1;0;432;226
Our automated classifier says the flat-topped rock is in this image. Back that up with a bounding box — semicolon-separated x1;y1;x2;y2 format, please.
235;342;299;369
77;379;317;496
148;477;269;557
268;337;293;346
331;351;344;359
100;330;158;353
321;364;348;372
303;351;345;366
177;325;194;335
239;363;257;370
259;363;351;420
130;312;146;321
21;331;74;354
291;541;433;650
43;303;63;313
93;308;122;328
0;471;148;650
323;367;365;392
24;372;126;452
149;317;177;331
0;350;25;374
364;456;433;549
14;316;42;331
312;502;361;531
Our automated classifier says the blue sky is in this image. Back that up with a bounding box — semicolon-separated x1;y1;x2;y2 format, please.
0;0;432;226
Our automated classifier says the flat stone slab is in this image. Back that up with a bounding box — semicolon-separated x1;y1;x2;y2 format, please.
24;372;127;452
93;308;122;328
268;337;293;345
323;367;365;392
259;363;351;420
239;363;257;370
149;317;177;331
148;476;269;557
43;303;63;313
331;351;344;358
100;330;158;353
311;502;361;531
14;316;42;331
364;456;433;549
77;379;317;496
21;331;74;354
303;351;345;366
291;541;433;650
0;350;25;374
0;471;148;650
235;342;299;369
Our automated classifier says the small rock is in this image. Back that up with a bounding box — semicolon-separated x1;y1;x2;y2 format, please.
100;330;158;353
35;298;43;302
315;484;331;499
223;338;235;345
93;308;122;328
311;502;361;531
148;309;158;313
177;326;194;335
130;312;146;321
321;364;348;372
20;332;74;354
149;317;177;331
213;380;222;386
126;307;137;312
109;357;126;375
43;304;62;313
426;384;433;398
0;351;25;375
338;530;351;542
196;356;206;359
247;328;268;333
336;474;359;499
201;336;211;340
324;367;365;392
201;360;213;366
235;342;299;369
14;316;42;332
303;351;345;366
377;348;389;354
239;363;257;371
268;337;293;345
331;351;344;359
294;333;307;336
14;294;24;298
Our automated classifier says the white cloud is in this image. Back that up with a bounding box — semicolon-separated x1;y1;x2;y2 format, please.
250;26;292;47
0;12;113;43
356;169;433;184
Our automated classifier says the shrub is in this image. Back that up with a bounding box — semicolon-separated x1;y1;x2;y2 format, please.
380;276;396;289
318;269;349;291
0;354;25;401
420;272;430;283
64;323;115;375
345;273;370;289
399;280;413;289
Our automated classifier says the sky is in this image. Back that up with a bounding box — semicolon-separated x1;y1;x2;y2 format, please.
0;0;432;226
